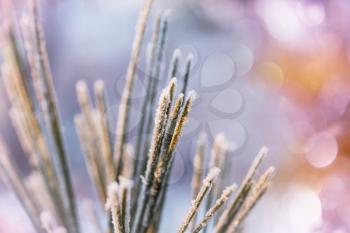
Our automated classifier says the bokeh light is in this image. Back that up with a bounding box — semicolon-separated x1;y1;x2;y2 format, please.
304;132;338;168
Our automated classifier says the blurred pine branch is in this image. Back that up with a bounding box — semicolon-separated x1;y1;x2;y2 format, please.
0;0;275;232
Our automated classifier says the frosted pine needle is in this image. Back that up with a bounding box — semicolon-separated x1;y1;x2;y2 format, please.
140;12;169;164
168;91;195;154
177;167;221;233
193;184;237;233
121;144;135;180
133;89;170;233
106;179;133;233
119;178;134;233
74;114;107;204
204;134;229;232
181;53;194;95
144;88;170;188
214;147;270;233
227;167;275;233
190;133;207;230
133;12;162;179
1;25;69;231
114;0;155;177
30;1;78;230
106;182;124;233
141;93;186;231
243;147;269;186
94;80;115;184
168;49;181;81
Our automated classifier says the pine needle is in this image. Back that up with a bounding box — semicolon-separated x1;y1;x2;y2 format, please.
193;184;236;233
94;80;115;184
133;12;162;180
114;0;155;177
168;49;181;82
177;167;221;233
181;54;193;96
214;147;269;233
133;88;170;233
190;133;207;230
106;182;124;233
30;0;79;230
227;167;275;233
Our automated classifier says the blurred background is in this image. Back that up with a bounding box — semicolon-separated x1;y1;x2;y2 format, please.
1;0;350;232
